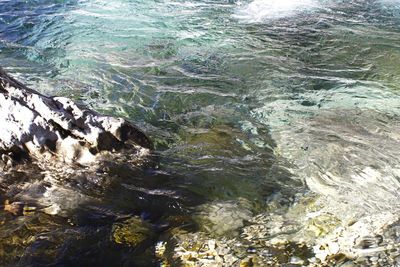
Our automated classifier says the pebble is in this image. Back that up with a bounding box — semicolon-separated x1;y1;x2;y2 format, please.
328;242;340;254
370;256;379;262
309;257;317;263
208;240;216;250
247;247;257;254
290;256;304;265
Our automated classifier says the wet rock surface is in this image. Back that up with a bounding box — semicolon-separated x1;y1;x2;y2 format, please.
0;67;152;166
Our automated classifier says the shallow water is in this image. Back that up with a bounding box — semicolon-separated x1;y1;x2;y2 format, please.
1;0;400;265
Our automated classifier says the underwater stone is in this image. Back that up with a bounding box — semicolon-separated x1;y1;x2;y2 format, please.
111;217;154;247
0;67;152;165
193;200;253;236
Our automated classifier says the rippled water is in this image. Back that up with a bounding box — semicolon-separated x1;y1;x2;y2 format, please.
1;0;400;265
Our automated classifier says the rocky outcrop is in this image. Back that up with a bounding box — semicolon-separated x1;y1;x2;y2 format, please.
0;67;152;165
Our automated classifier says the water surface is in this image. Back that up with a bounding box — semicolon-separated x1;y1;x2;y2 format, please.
1;0;400;265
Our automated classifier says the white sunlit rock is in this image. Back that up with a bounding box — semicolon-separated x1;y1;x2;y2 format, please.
0;67;152;166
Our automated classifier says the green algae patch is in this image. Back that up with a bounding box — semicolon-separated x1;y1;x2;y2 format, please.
111;217;153;247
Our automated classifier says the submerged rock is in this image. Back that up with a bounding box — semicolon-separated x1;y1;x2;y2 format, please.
193;199;253;236
111;216;154;248
0;67;152;165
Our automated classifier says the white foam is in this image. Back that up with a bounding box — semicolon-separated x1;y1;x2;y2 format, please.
233;0;319;23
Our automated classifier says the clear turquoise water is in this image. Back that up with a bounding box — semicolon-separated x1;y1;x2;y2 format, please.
1;0;400;265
